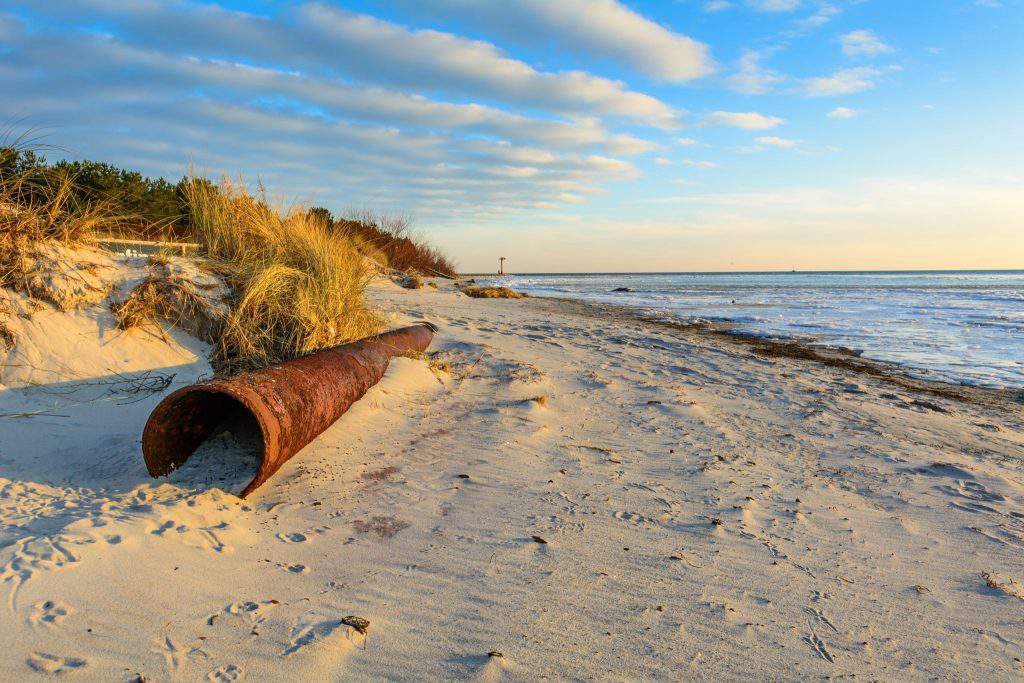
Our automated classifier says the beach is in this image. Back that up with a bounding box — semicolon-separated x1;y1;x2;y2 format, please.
2;275;1023;680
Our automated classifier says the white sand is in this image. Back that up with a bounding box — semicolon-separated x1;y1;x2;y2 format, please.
2;274;1024;680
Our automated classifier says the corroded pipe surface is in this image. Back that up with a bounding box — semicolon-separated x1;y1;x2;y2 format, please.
142;323;435;497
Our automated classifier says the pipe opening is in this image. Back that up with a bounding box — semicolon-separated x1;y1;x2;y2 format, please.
157;393;265;496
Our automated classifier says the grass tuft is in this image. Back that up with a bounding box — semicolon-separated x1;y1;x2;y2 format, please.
110;275;221;341
182;177;382;373
1;148;116;292
460;285;527;299
0;297;14;350
336;211;456;278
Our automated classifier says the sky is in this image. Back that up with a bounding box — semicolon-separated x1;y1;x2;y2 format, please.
1;0;1022;272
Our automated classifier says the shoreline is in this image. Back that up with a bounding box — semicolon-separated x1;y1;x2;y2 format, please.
529;294;1024;413
472;270;1024;397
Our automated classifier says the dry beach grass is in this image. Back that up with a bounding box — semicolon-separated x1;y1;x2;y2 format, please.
459;285;528;299
170;178;383;373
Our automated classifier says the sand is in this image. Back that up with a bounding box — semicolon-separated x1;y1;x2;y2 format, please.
2;272;1024;680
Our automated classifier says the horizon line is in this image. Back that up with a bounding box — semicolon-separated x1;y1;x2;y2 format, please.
464;268;1024;276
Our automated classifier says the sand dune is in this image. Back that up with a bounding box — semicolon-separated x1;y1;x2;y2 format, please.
1;275;1023;679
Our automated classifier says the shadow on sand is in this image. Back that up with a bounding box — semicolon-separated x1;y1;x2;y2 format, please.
0;361;262;502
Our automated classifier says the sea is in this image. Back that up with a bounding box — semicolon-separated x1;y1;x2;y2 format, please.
477;271;1024;390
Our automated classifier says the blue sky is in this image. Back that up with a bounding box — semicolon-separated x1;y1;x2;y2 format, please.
2;0;1022;271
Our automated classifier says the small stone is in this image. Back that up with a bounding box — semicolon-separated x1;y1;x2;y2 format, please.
487;651;504;659
341;615;370;635
531;535;547;544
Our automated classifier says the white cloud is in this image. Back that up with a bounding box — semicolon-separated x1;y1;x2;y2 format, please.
840;30;893;57
607;135;659;155
23;0;681;128
755;136;798;148
724;47;786;94
701;111;785;129
704;0;733;11
9;32;662;156
747;0;802;11
676;137;699;146
802;66;899;96
0;16;654;226
828;106;858;119
795;3;841;30
655;157;674;166
683;160;721;168
405;0;715;83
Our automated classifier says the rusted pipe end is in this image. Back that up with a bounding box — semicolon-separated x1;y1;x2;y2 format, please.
142;383;275;497
142;323;435;497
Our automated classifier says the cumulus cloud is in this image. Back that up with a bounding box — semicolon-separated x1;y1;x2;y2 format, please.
840;30;893;57
402;0;715;82
802;66;899;96
795;3;841;30
755;136;798;148
701;111;785;129
828;107;858;119
677;138;699;146
724;48;786;94
747;0;802;11
683;160;721;168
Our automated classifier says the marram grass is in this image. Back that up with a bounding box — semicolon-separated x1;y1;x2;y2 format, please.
182;177;383;373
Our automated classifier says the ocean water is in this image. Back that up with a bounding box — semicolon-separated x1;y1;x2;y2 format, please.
480;271;1024;390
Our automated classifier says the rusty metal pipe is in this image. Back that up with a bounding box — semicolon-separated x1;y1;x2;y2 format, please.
142;322;436;497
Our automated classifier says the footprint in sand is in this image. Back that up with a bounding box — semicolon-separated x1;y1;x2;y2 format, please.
281;563;309;574
29;599;71;627
276;531;308;543
612;510;658;528
282;618;365;657
939;480;1007;514
207;664;244;681
26;651;87;674
221;600;281;621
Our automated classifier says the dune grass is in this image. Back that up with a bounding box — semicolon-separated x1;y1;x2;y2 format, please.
326;210;457;278
181;177;383;373
2;144;398;373
1;151;114;288
459;285;527;299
